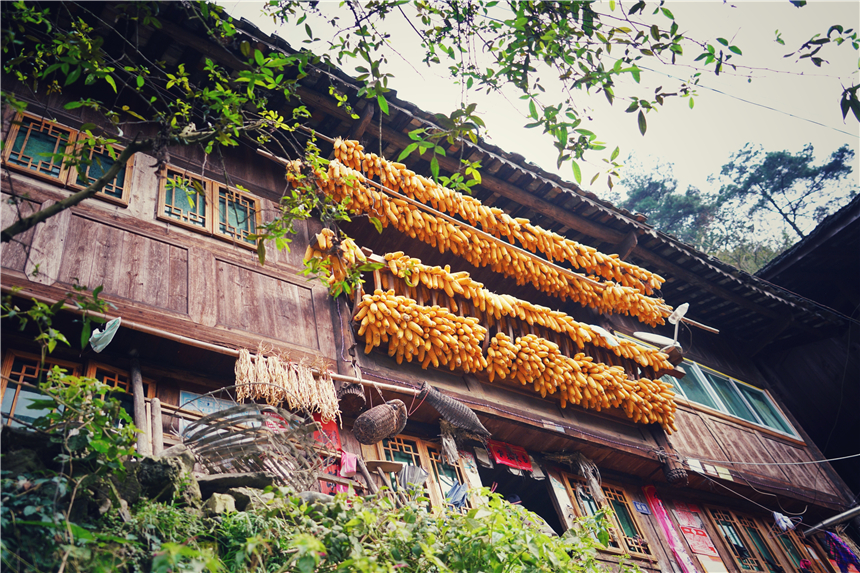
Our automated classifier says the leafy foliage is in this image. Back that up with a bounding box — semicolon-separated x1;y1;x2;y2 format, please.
10;486;635;573
613;144;856;273
716;143;856;240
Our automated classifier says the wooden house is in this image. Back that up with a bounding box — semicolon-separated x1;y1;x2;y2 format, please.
1;3;856;573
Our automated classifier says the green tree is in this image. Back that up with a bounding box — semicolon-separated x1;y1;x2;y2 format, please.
613;158;717;246
716;143;856;240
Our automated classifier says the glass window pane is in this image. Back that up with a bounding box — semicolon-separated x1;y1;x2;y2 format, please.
11;386;51;428
736;385;792;434
218;187;257;245
713;511;763;571
703;372;757;422
78;148;126;199
777;535;803;567
740;518;780;573
7;116;71;178
676;363;719;409
611;499;638;538
164;172;207;228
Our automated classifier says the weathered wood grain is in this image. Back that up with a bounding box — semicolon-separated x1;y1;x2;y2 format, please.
23;199;72;285
666;408;729;463
762;437;839;496
0;192;38;273
704;418;787;481
58;215;189;312
188;246;217;326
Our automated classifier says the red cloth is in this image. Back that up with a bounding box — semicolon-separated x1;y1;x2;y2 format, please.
487;440;532;471
313;414;342;495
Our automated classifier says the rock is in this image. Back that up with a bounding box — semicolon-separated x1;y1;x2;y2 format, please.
156;444;196;471
225;487;276;512
297;491;334;504
197;472;276;499
110;459;141;506
203;493;236;516
2;448;45;475
138;454;201;507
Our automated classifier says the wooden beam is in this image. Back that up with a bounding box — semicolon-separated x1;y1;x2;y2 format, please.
614;230;638;260
347;102;375;141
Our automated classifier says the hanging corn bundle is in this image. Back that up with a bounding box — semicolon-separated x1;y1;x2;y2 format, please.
286;158;667;325
330;137;665;295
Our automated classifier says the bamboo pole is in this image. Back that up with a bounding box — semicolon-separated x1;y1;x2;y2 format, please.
151;398;164;456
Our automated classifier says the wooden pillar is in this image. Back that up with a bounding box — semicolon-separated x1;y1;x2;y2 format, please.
151;398;164;456
130;350;151;455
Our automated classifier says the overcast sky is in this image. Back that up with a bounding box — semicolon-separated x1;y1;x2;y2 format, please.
223;1;859;210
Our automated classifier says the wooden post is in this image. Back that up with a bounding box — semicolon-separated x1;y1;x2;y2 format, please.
151;398;164;456
130;351;151;455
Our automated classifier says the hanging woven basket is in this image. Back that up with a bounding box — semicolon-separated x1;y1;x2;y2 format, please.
353;400;408;445
418;382;490;436
336;381;366;415
663;460;689;486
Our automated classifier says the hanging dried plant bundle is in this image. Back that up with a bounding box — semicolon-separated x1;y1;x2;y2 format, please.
233;347;341;424
315;369;341;425
235;348;253;402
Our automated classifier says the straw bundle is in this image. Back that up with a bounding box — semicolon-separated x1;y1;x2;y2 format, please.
234;346;341;424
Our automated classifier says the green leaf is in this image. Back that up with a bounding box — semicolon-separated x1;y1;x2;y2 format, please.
610;146;620;161
689;97;695;109
254;49;264;66
377;94;389;115
637;110;647;135
81;321;91;349
717;37;729;46
430;155;440;180
369;216;383;234
528;99;538;120
257;240;266;266
729;45;742;55
397;142;419;161
630;66;640;83
571;161;582;184
661;7;674;19
240;41;251;58
105;75;117;93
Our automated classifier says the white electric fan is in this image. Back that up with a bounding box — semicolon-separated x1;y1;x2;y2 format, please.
633;302;688;352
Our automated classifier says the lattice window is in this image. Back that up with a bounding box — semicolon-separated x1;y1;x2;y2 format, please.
3;113;134;207
1;353;80;428
737;515;782;573
70;140;133;204
216;185;258;245
426;443;469;508
4;114;74;180
602;486;652;555
711;509;764;571
158;168;260;248
161;168;208;229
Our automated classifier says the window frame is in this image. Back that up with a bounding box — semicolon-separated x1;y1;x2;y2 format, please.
68;136;135;206
560;472;654;559
617;335;799;439
1;350;81;427
376;434;471;510
2;112;134;206
157;165;261;249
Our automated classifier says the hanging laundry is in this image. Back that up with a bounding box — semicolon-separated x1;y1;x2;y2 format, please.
334;451;359;494
824;532;860;573
446;482;469;509
487;440;532;471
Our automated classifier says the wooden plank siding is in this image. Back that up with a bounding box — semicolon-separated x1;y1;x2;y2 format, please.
1;166;339;367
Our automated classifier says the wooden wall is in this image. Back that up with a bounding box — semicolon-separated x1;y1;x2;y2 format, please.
1;154;338;367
